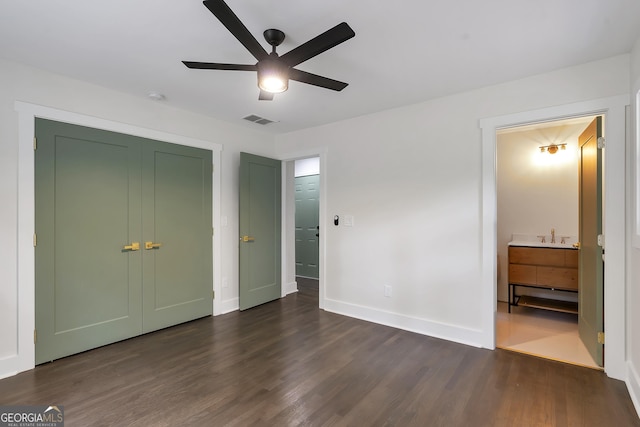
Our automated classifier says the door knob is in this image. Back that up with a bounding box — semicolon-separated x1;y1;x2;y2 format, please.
572;242;580;249
145;241;162;250
123;242;140;251
240;235;255;242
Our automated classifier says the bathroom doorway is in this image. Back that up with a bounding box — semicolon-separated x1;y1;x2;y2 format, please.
294;157;320;295
495;115;601;369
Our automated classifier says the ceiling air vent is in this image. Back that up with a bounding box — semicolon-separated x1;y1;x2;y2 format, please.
243;114;275;125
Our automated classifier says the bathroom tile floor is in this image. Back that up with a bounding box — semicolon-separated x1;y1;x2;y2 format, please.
496;301;600;369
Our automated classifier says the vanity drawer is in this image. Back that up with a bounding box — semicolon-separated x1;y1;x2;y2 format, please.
509;264;536;285
537;266;578;290
508;247;565;267
565;249;578;268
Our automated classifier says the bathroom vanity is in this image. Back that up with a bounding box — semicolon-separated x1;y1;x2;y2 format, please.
508;242;578;314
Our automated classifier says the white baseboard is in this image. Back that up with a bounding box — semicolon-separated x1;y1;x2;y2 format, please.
323;298;485;348
218;298;239;314
217;281;298;315
284;280;298;296
627;361;640;418
0;354;31;380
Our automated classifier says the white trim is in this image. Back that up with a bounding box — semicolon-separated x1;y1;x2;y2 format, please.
479;94;630;380
628;361;640;419
634;86;640;248
276;147;327;310
280;160;294;298
323;298;484;348
9;101;223;377
283;281;298;296
219;298;239;315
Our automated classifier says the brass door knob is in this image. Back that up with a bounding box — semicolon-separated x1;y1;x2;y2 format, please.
123;242;140;251
572;242;580;249
240;235;255;242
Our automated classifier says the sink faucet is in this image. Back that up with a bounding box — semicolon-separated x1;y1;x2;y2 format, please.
551;228;556;244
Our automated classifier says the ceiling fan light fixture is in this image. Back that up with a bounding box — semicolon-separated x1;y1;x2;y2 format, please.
259;76;288;93
257;59;289;93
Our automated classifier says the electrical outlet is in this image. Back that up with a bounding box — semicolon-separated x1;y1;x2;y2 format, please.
384;285;392;297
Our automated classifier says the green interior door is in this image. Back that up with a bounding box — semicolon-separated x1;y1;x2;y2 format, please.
35;119;213;364
295;174;319;279
141;141;213;332
239;152;281;310
578;116;604;367
35;119;143;364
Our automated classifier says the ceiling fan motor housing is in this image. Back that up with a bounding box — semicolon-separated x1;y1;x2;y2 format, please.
263;29;285;48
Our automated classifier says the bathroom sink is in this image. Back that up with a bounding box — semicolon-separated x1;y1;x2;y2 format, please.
508;233;578;249
508;240;576;249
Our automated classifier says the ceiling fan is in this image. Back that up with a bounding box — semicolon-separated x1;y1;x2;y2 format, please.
183;0;355;100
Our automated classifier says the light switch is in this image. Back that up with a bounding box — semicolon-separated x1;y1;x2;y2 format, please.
344;215;354;227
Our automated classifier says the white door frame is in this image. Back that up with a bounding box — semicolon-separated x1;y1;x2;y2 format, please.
277;148;327;309
10;101;222;376
479;95;628;380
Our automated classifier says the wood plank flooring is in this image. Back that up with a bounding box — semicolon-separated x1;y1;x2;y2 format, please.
1;278;638;426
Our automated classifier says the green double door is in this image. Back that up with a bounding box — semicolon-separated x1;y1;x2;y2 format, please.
35;119;213;364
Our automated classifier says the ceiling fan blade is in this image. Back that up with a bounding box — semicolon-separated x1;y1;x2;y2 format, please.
280;22;355;67
183;61;257;71
202;0;268;61
258;90;274;101
289;68;348;91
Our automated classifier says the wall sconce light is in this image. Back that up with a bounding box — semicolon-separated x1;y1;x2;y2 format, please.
539;143;567;154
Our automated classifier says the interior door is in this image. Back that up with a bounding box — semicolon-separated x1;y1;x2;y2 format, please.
578;116;604;367
141;141;213;332
239;152;281;310
295;174;319;279
35;119;143;364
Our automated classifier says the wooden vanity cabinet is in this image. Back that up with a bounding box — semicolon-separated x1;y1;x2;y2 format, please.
508;246;578;314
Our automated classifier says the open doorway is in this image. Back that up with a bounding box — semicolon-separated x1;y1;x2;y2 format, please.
495;116;601;369
294;157;320;296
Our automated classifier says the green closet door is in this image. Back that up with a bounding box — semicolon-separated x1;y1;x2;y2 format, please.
141;141;213;332
35;119;143;364
35;119;213;364
239;152;281;310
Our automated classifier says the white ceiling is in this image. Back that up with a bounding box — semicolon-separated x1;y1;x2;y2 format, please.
1;0;639;134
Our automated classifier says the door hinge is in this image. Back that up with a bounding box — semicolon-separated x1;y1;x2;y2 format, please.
34;329;37;344
598;332;605;344
597;137;605;149
212;290;215;300
33;137;37;150
33;233;37;247
597;234;604;247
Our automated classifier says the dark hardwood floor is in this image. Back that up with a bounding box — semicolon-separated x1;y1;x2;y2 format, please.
1;277;638;426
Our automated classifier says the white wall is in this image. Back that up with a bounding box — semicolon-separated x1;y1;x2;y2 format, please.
0;59;275;377
496;126;580;302
275;54;630;348
627;35;640;415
